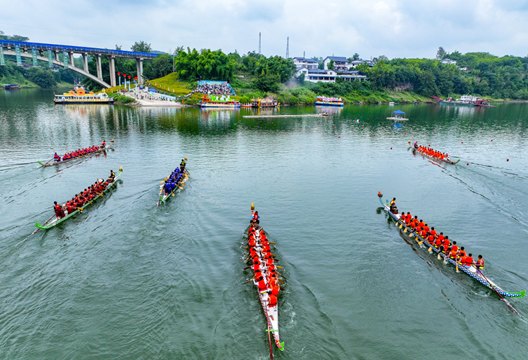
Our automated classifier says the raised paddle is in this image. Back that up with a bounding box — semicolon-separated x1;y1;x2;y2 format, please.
475;267;520;316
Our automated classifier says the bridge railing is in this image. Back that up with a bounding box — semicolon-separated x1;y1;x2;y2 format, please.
0;40;157;59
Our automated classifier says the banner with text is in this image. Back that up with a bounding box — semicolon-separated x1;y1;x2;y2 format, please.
0;47;5;66
31;45;38;66
15;44;22;66
62;50;69;68
47;49;53;67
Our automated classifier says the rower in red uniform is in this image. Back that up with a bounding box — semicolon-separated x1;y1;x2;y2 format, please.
434;236;442;248
429;227;437;237
102;140;106;148
53;201;64;219
257;276;267;292
54;153;60;162
463;253;474;266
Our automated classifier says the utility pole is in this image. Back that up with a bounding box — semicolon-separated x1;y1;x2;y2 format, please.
303;51;305;58
259;32;261;54
286;37;289;59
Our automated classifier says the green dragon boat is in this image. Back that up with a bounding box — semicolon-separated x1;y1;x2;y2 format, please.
36;168;122;230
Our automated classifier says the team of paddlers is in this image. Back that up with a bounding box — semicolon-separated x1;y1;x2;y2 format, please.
388;196;485;270
52;170;116;220
162;158;187;195
413;142;450;160
247;212;281;308
53;141;107;162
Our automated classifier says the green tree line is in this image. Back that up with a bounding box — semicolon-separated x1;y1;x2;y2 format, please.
361;51;528;99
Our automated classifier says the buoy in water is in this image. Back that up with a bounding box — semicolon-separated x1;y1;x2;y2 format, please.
390;147;392;149
461;142;463;144
507;159;509;161
467;163;469;165
338;136;340;138
491;139;493;141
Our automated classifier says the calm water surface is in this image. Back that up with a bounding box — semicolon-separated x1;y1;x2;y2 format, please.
1;89;528;359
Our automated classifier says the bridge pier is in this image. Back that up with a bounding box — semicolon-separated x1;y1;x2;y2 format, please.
54;50;59;62
68;52;74;68
109;56;116;87
136;58;144;85
96;54;102;80
83;53;88;72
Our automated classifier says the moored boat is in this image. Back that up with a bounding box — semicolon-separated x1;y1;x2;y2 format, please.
245;204;284;356
431;95;490;107
378;193;525;298
38;140;114;167
4;84;21;90
251;98;279;108
314;96;344;107
412;144;460;164
158;161;189;206
54;85;113;104
200;95;240;108
35;168;122;230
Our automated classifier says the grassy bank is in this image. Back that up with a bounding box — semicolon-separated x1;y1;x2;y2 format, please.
146;72;436;106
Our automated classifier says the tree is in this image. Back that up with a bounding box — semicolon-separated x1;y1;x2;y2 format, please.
27;67;56;88
348;53;360;62
436;47;447;60
131;41;152;53
253;73;281;92
328;59;334;70
297;72;305;85
9;35;29;42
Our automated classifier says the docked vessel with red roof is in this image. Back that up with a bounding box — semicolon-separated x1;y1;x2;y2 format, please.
315;96;344;107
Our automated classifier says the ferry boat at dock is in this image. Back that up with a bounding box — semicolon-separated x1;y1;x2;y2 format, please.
4;84;21;90
314;96;344;107
251;98;279;108
431;95;490;107
200;95;240;108
54;85;113;104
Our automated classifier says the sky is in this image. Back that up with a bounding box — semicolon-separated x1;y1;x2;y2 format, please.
2;0;528;59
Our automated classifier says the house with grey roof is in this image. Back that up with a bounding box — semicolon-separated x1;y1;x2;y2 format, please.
292;57;319;70
296;67;366;83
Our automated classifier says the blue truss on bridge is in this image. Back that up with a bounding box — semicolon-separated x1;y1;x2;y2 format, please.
0;40;157;59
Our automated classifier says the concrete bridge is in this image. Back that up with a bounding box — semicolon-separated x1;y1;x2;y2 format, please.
0;40;157;88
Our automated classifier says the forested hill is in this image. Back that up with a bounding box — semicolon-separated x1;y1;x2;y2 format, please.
364;52;528;100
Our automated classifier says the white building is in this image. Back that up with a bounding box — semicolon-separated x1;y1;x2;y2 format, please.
441;58;457;65
297;68;366;83
292;57;319;70
323;56;350;71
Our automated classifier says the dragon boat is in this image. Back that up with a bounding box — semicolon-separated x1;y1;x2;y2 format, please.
38;140;114;167
412;144;460;165
158;169;189;206
35;168;122;230
378;193;525;298
245;205;284;357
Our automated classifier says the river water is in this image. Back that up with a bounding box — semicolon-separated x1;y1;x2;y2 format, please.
1;88;528;359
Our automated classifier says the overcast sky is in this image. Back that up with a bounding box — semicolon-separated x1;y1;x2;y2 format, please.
3;0;528;59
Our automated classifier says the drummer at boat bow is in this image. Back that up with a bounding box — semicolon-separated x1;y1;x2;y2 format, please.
389;198;398;214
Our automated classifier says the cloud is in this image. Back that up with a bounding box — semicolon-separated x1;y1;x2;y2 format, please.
3;0;528;59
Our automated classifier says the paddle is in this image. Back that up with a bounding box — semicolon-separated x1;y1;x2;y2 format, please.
267;323;274;360
475;267;520;316
243;276;255;284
